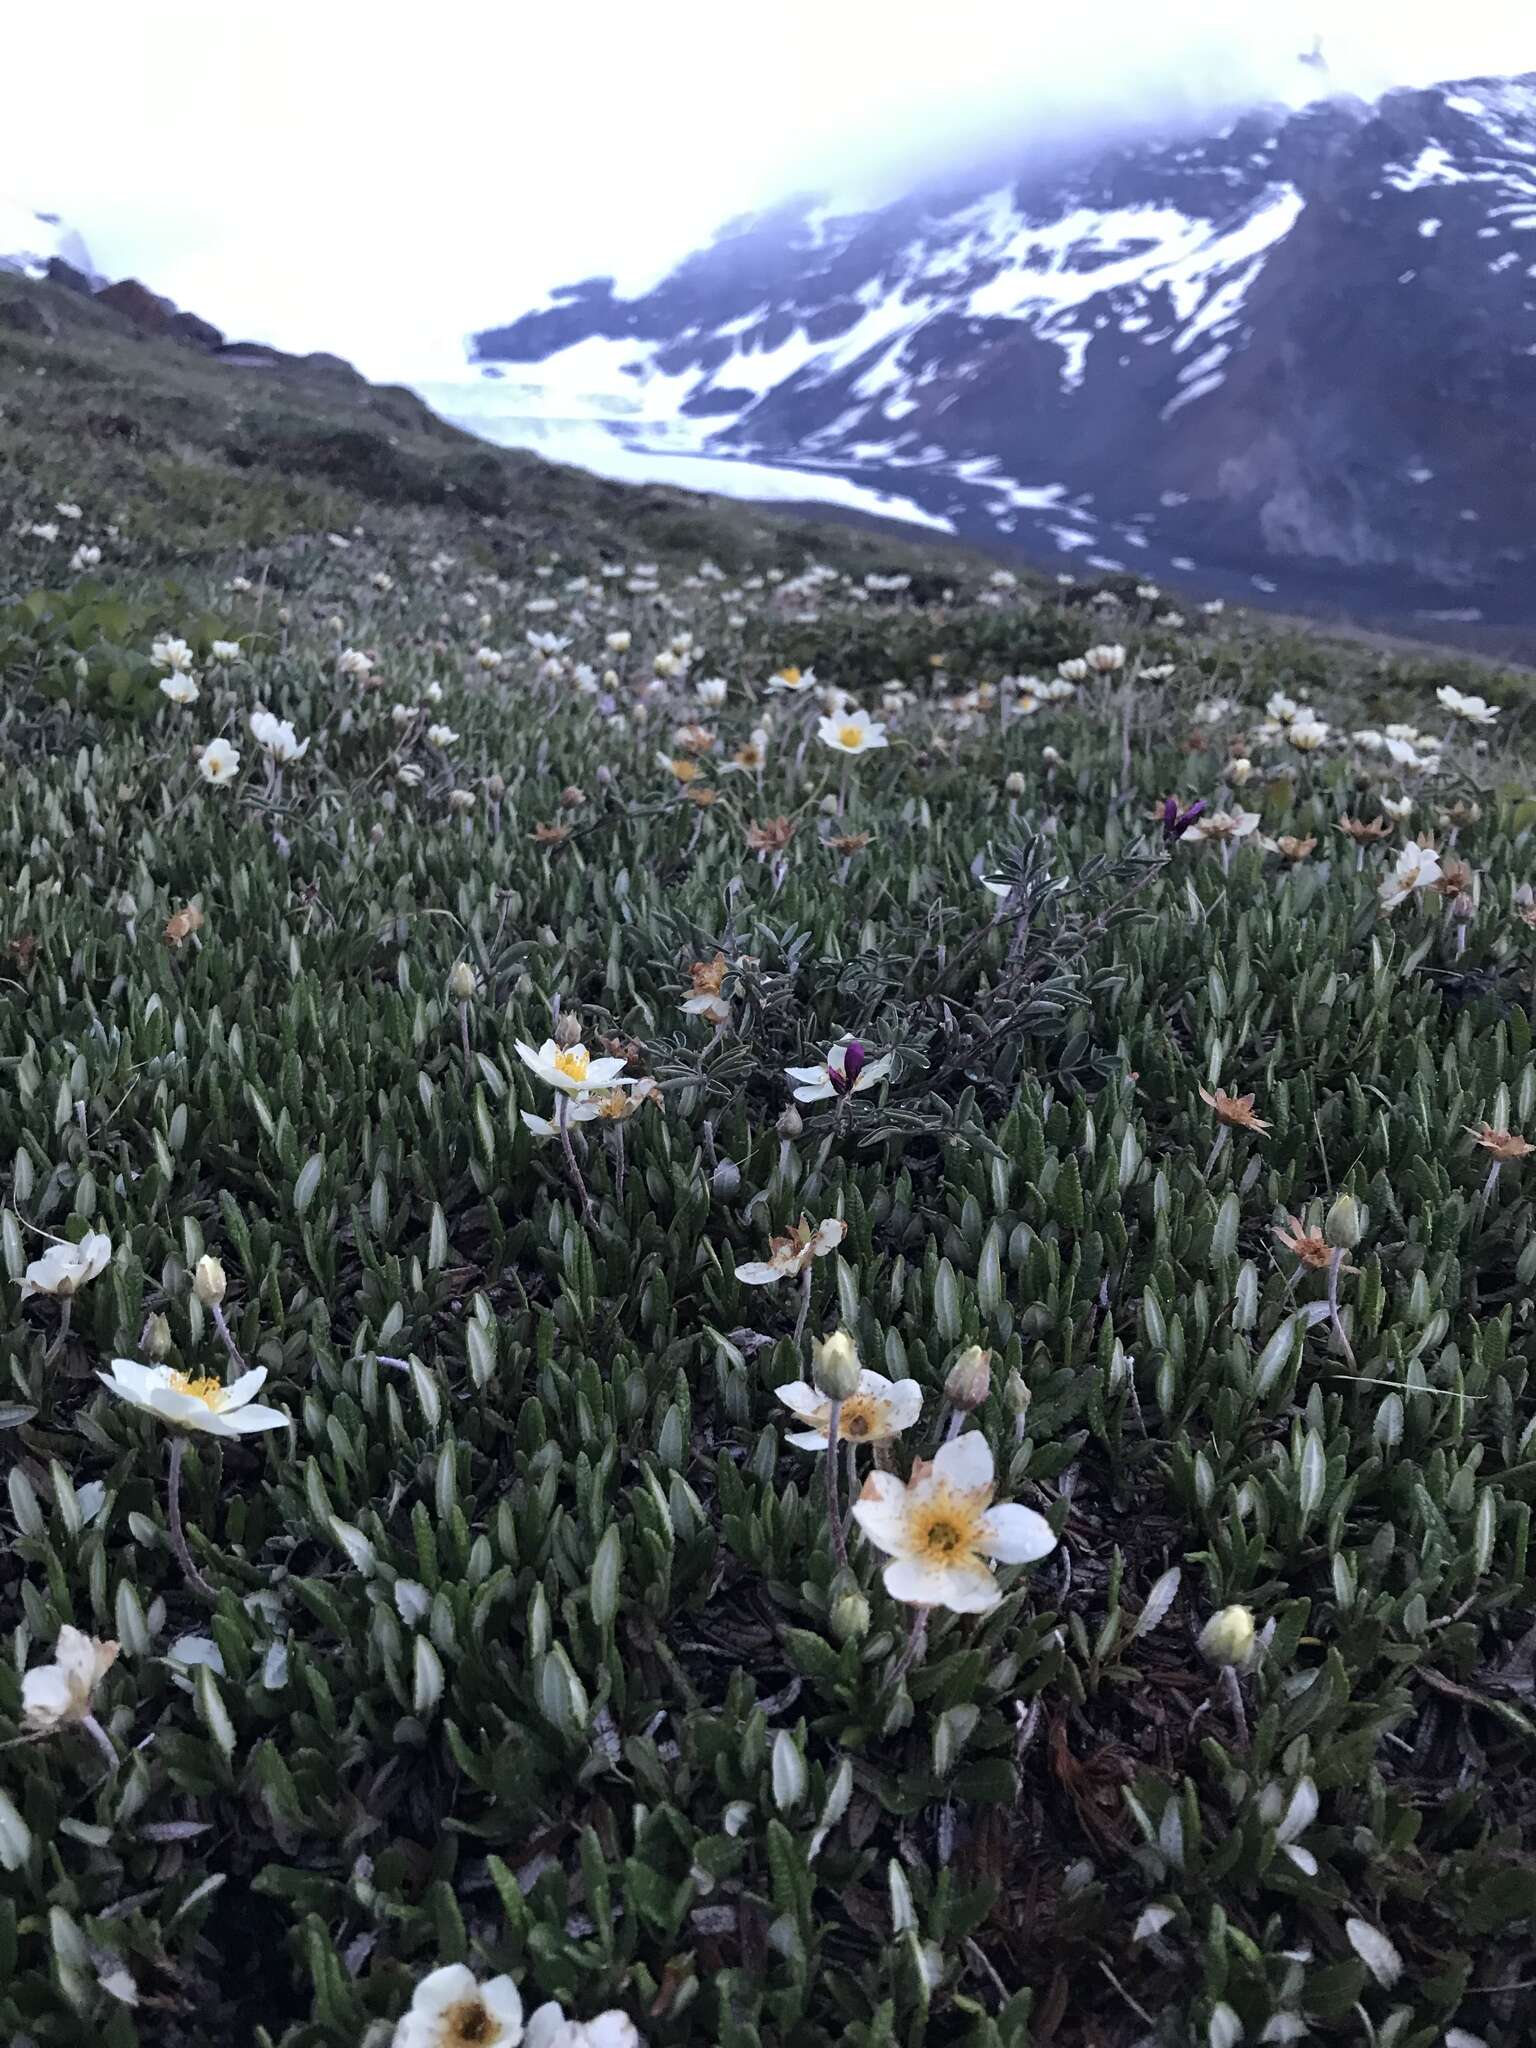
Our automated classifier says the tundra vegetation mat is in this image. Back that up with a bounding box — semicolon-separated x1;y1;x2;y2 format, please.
5;287;1536;2048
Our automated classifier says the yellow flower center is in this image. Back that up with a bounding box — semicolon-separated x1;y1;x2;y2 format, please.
443;2001;496;2047
838;724;864;749
167;1371;224;1410
911;1492;981;1560
553;1047;590;1083
839;1398;877;1439
779;667;801;686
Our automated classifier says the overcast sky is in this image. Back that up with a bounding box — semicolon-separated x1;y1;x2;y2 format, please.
4;1;1535;379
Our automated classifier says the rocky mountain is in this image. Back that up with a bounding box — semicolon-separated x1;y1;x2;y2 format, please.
470;74;1536;626
0;202;99;287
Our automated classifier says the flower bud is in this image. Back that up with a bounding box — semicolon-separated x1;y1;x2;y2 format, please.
1041;745;1063;767
485;773;507;802
193;1255;226;1308
448;960;478;1003
1324;1193;1363;1250
277;605;291;625
554;1009;583;1049
776;1104;804;1140
830;1589;871;1643
1005;770;1027;796
812;1329;861;1402
1004;1368;1031;1419
1197;1604;1257;1669
143;1311;173;1361
710;1158;741;1197
946;1345;992;1412
1229;756;1254;785
820;793;840;815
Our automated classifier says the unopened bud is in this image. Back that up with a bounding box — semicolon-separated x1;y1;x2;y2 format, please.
277;605;291;626
1005;770;1027;796
820;793;840;815
1324;1193;1363;1250
1452;891;1475;924
193;1255;226;1308
554;1010;583;1049
1004;1368;1031;1419
812;1329;861;1402
946;1345;992;1412
448;960;478;1002
1197;1604;1257;1670
485;773;507;802
710;1159;741;1197
830;1590;871;1643
776;1104;804;1140
143;1312;173;1361
1229;757;1254;785
1041;745;1063;767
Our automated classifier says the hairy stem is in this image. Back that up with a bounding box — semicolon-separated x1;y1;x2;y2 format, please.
166;1435;218;1606
558;1092;596;1229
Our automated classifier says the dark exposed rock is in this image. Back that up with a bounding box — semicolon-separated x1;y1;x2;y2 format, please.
95;278;178;333
168;309;224;350
45;257;95;295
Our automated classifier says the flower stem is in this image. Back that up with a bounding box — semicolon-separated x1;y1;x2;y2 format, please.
44;1296;72;1367
824;1399;848;1569
80;1712;119;1779
558;1092;596;1228
211;1302;246;1375
887;1604;931;1692
459;999;473;1082
166;1435;218;1606
793;1263;813;1354
1325;1247;1357;1371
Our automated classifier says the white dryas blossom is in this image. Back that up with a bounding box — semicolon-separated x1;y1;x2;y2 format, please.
249;711;309;764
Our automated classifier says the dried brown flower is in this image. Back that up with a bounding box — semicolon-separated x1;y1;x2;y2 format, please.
1200;1085;1271;1134
531;823;570;845
1337;815;1392;844
746;816;797;854
1467;1124;1534;1162
1273;1215;1331;1269
163;905;205;948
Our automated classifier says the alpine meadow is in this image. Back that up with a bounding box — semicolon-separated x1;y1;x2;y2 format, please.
5;255;1536;2048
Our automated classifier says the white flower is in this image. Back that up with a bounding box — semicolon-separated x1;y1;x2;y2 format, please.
249;711;309;764
768;665;816;693
527;630;570;654
338;647;373;678
1288;716;1330;752
152;636;195;673
515;1038;629;1099
209;640;242;663
393;703;421;727
426;724;459;749
55;501;83;520
1437;684;1499;726
97;1359;288;1438
29;522;60;543
1197;1604;1258;1669
159;674;200;706
475;647;504;670
695;677;728;706
371;571;394;592
22;1626;119;1732
785;1037;895;1103
524;2005;641;2048
228;576;253;592
1379;841;1442;912
776;1369;923;1451
197;738;241;786
1056;658;1089;683
605;630;632;653
853;1431;1056;1613
1266;692;1300;724
392;1964;525;2048
1381;795;1414;821
397;763;426;788
1183;810;1260;846
21;1231;111;1302
1083;644;1125;673
736;1215;846;1286
816;708;888;755
70;544;102;572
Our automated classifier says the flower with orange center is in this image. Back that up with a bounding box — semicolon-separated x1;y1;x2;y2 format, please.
163;904;205;947
826;832;873;854
391;1965;525;2048
1467;1124;1535;1162
1200;1086;1271;1134
1273;1216;1332;1269
1273;835;1317;862
736;1214;846;1286
672;723;715;754
775;1368;923;1452
1434;858;1474;900
656;753;701;783
531;823;570;845
853;1431;1056;1613
768;664;816;693
681;955;732;1026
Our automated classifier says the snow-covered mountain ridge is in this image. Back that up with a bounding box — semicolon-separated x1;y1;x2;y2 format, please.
469;73;1536;618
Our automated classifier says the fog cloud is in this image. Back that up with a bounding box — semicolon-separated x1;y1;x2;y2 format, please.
3;0;1533;377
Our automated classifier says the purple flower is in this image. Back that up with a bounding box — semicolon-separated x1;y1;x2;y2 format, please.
831;1040;866;1093
1162;796;1206;843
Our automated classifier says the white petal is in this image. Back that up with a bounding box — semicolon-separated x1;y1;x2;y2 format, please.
217;1367;269;1410
931;1430;995;1495
792;1080;836;1102
809;1218;847;1255
734;1262;784;1286
852;1055;895;1090
521;1112;558;1138
884;1554;1000;1613
524;2004;571;2048
774;1381;824;1420
219;1402;288;1434
583;1058;628;1086
784;1064;830;1087
479;1975;524;2039
407;1964;480;2022
785;1429;833;1452
880;1377;925;1430
21;1666;74;1725
101;1359;162;1405
1344;1918;1402;1988
851;1471;914;1555
581;2017;641;2048
976;1503;1057;1564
